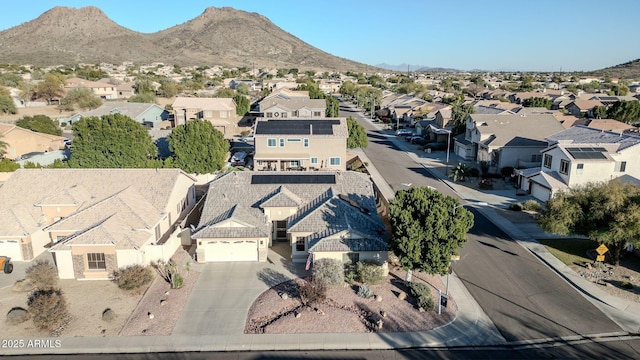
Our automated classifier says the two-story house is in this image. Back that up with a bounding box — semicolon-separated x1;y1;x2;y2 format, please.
67;101;170;129
191;171;387;267
172;97;238;135
253;118;348;171
517;126;640;202
454;113;565;173
65;78;118;100
258;89;326;119
0;124;66;160
0;169;196;280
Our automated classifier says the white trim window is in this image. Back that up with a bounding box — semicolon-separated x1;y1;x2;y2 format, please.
330;157;341;166
279;138;285;147
268;138;276;147
304;138;309;148
311;157;318;164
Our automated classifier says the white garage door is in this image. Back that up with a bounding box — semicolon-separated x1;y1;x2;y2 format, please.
531;183;551;203
205;240;258;262
0;240;22;261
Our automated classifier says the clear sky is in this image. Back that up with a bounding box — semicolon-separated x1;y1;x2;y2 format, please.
1;0;638;72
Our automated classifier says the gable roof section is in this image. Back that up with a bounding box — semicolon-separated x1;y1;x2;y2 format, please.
569;100;603;110
260;186;303;208
192;204;270;239
255;119;348;137
77;101;164;121
471;113;565;148
0;124;66;141
546;125;640;152
172;97;235;111
0;169;194;238
307;229;388;252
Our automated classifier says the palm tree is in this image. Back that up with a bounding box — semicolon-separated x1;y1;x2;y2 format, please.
0;133;8;158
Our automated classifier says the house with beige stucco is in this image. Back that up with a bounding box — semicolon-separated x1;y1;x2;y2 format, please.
0;169;196;280
191;171;387;266
172;97;238;135
253;118;348;171
65;77;118;100
0;124;66;160
516;126;640;202
258;89;326;119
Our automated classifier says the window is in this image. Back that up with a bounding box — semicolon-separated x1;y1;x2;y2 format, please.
266;112;273;118
311;157;318;164
543;154;552;168
287;138;301;142
616;161;627;172
268;138;276;147
257;160;263;165
281;112;287;118
576;163;584;175
303;138;309;148
342;252;359;264
87;253;106;270
313;111;322;117
220;111;227;118
290;160;300;167
531;154;542;163
204;110;213;118
559;159;569;175
296;239;305;251
330;157;341;166
279;138;285;147
155;225;161;240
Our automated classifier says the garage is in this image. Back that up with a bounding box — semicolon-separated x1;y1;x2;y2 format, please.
204;240;258;262
531;183;551;203
0;240;22;261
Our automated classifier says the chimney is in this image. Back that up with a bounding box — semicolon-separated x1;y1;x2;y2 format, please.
310;123;313;135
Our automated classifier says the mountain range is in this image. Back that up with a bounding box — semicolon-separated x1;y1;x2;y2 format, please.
0;6;376;72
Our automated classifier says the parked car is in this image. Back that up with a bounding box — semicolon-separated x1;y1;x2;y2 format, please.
0;256;13;274
241;135;254;142
231;151;247;166
409;135;425;144
395;129;413;137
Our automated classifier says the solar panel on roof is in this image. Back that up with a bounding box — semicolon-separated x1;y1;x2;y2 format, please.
255;120;340;135
251;174;336;185
566;147;607;160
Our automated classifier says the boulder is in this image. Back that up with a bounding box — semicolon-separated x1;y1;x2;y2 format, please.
102;308;116;322
397;291;407;300
6;307;30;325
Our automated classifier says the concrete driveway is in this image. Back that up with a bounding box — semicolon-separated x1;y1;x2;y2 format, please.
173;244;306;336
0;252;54;289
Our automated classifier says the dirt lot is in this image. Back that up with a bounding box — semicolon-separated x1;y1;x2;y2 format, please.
245;267;455;334
0;278;145;337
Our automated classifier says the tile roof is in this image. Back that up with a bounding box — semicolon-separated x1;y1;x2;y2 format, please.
194;171;383;242
307;229;388;252
255;118;348;138
260;186;303;207
0;169;192;238
172;97;235;111
569;100;603;110
546;125;640;152
77;101;163;120
259;97;325;112
470;113;565;148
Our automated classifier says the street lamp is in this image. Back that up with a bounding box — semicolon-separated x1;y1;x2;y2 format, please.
452;201;488;214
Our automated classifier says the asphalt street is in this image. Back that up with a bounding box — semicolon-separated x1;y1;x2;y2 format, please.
339;100;623;342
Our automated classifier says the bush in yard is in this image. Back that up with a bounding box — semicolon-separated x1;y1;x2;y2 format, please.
357;284;373;298
27;289;69;331
113;264;154;290
152;260;186;289
408;282;435;311
6;307;30;325
312;258;344;286
509;202;523;211
356;261;385;285
621;281;634;290
297;278;327;306
522;199;541;212
25;260;58;290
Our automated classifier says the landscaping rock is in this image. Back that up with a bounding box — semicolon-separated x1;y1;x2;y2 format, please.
280;292;288;300
148;312;154;319
295;312;301;319
160;299;166;306
12;279;34;292
376;319;383;330
102;308;116;322
397;291;407;300
376;295;382;302
380;310;387;318
6;307;30;325
418;307;425;313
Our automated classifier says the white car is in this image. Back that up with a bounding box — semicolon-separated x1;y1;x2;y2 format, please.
395;129;413;137
241;135;254;142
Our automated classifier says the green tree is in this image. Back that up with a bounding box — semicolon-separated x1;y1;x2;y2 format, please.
167;119;229;174
215;88;236;98
236;82;250;95
159;81;179;98
128;93;157;103
68;114;157;168
523;97;552;109
451;103;474;134
538;181;640;265
346;116;368;149
0;133;8;157
607;100;640;124
592;105;608;119
0;158;20;172
16;115;62;136
233;94;250;116
34;73;65;104
325;96;339;117
59;86;102;111
0;94;16;114
389;187;474;275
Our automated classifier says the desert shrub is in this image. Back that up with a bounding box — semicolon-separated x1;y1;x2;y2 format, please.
312;258;344;286
113;264;154;290
297;278;327;306
522;199;541;212
6;307;30;325
509;202;523;211
408;282;435;311
621;281;634;290
27;289;69;331
152;260;185;289
345;270;356;285
356;261;385;285
240;130;250;136
357;284;373;298
25;260;58;290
